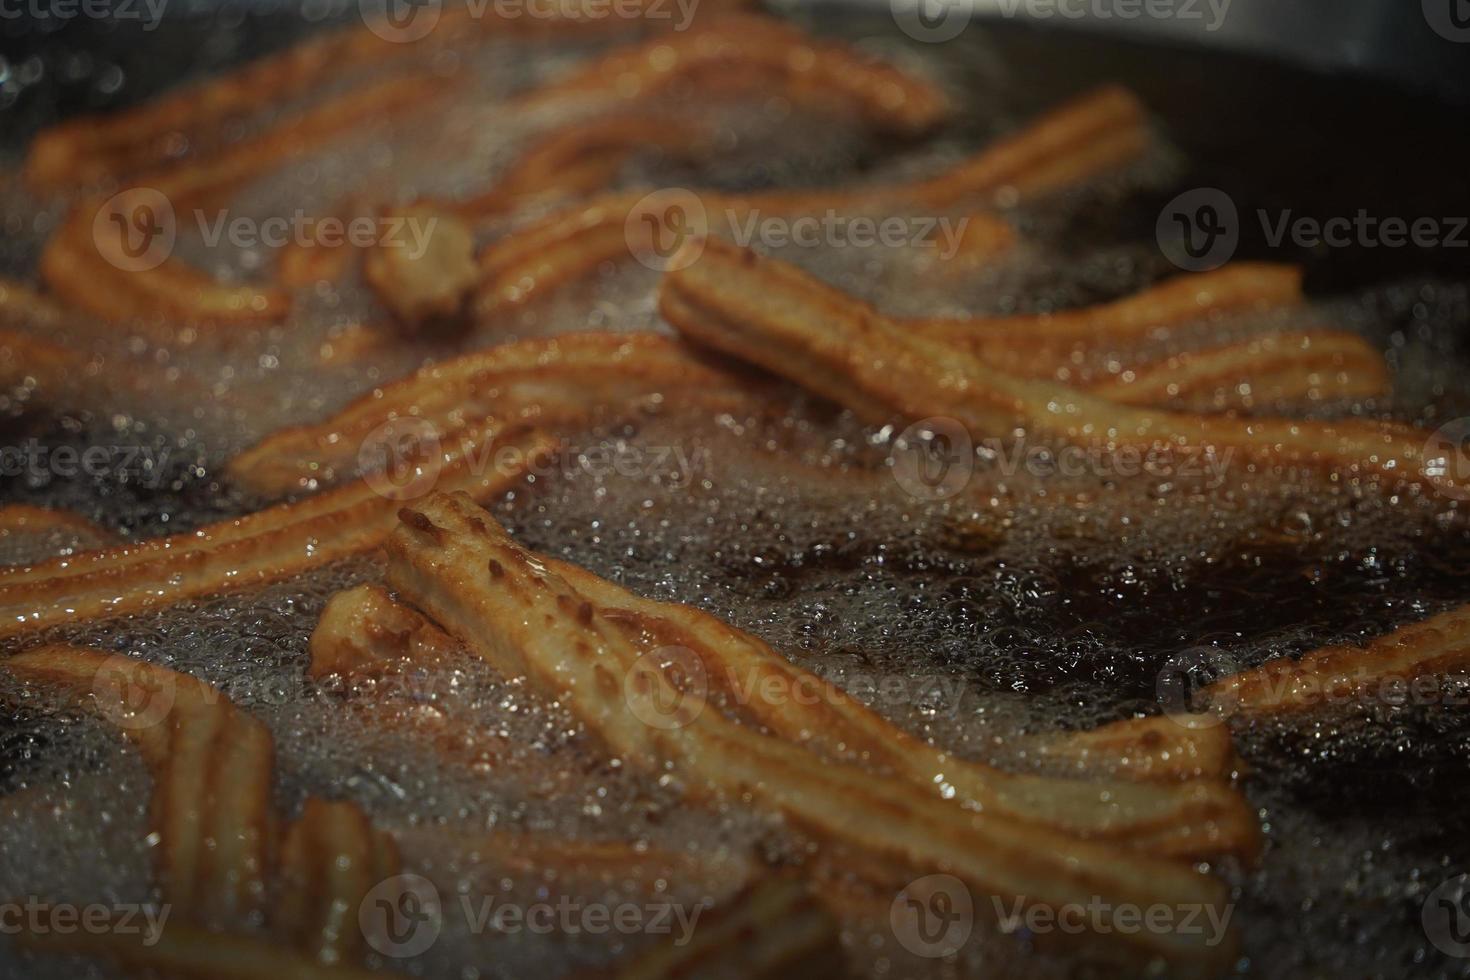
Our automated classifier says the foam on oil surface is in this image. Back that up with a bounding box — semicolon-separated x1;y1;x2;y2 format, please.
2;14;1470;980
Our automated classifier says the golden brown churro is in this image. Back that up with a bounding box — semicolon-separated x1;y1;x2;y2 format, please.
475;86;1144;315
1202;603;1470;719
660;237;1451;497
1083;331;1391;409
24;0;755;192
911;262;1305;347
517;14;950;137
362;205;482;333
226;332;770;497
449;112;717;220
0;506;117;568
0;425;552;640
278;798;402;965
383;493;1244;967
5;646;275;928
1035;716;1242;783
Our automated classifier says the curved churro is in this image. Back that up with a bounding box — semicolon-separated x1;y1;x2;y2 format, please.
475;86;1144;315
518;14;949;137
1035;716;1242;782
226;332;770;497
911;262;1304;347
451;112;717;220
660;237;1453;497
0;505;117;568
25;0;755;191
1083;330;1390;409
0;424;552;640
279;798;401;965
382;493;1243;967
39;75;448;336
1201;603;1470;719
5;646;275;928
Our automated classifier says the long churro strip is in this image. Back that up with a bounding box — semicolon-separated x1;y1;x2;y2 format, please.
475;86;1142;315
905;85;1149;206
0;505;116;568
38;74;448;335
543;552;1255;859
1202;603;1470;719
25;0;754;191
0;424;552;639
451;112;715;220
383;493;1238;966
911;263;1304;347
278;798;401;965
660;237;1454;497
519;15;949;137
1084;331;1391;409
4;646;275;928
44;196;292;330
227;332;769;497
612;876;844;980
1036;717;1241;782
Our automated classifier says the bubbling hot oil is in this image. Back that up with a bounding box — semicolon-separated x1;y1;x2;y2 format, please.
2;15;1470;980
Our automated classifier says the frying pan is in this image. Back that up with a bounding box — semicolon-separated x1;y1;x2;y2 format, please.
1;2;1469;978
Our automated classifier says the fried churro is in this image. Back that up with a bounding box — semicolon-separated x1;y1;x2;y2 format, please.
475;86;1145;315
660;237;1451;497
1202;603;1470;719
278;798;402;965
25;0;755;192
226;332;769;497
362;205;481;334
5;646;275;928
517;14;949;137
0;424;552;639
382;493;1244;967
